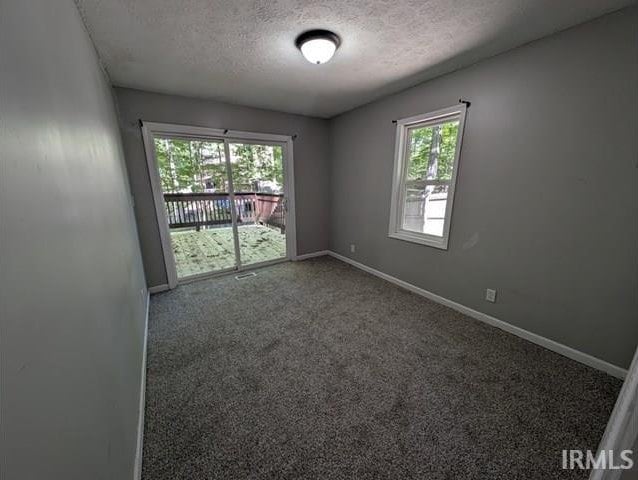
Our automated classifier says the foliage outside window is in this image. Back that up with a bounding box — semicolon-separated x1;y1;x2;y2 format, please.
154;137;283;194
388;105;467;249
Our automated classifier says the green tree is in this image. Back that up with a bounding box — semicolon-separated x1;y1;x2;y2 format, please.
230;144;283;192
407;120;459;182
154;138;283;194
155;138;227;193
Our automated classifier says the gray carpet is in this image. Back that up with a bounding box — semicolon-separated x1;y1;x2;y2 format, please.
143;257;621;479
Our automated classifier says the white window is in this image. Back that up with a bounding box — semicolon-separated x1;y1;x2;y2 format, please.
388;104;467;250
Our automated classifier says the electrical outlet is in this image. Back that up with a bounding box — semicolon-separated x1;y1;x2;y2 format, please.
485;288;497;303
350;244;356;253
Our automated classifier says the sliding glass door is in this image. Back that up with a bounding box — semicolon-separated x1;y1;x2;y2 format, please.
144;125;292;284
228;142;286;268
153;136;237;278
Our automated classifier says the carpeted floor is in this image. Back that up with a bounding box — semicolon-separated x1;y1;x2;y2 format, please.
144;257;621;480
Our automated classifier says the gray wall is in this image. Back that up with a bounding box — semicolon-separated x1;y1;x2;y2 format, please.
0;2;147;479
114;88;330;288
329;8;638;369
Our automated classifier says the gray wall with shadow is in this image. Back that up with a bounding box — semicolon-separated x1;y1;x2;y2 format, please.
0;1;147;478
328;7;638;369
114;87;331;288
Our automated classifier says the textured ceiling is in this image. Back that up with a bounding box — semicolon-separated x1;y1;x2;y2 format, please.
76;0;632;118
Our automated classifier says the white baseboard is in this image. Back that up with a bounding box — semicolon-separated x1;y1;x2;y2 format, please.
133;291;150;480
327;251;627;380
148;283;169;294
295;250;330;261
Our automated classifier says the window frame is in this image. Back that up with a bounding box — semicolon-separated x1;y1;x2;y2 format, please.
388;104;467;250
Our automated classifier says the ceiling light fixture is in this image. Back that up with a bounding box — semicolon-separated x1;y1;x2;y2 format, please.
295;30;340;65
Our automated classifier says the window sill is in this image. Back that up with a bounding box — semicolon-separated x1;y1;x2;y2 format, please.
388;231;449;250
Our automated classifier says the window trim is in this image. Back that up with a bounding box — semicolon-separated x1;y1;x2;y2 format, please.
388;104;467;250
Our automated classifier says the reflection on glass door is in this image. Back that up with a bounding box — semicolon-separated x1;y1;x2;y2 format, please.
228;142;287;267
153;136;238;279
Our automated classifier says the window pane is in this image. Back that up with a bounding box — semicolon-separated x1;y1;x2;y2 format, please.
228;143;286;267
154;136;228;194
406;119;459;182
153;136;235;279
402;184;449;237
228;143;284;194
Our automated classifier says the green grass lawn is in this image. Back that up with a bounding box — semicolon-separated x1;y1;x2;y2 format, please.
170;224;286;278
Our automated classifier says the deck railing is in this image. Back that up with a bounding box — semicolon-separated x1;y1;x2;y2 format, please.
163;192;285;232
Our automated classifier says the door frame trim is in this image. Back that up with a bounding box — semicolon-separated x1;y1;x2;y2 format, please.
140;121;297;288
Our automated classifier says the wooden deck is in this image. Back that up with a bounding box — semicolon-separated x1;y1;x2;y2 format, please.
170;225;286;278
164;192;285;232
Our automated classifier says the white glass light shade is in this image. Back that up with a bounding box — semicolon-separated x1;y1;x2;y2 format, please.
299;38;337;64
